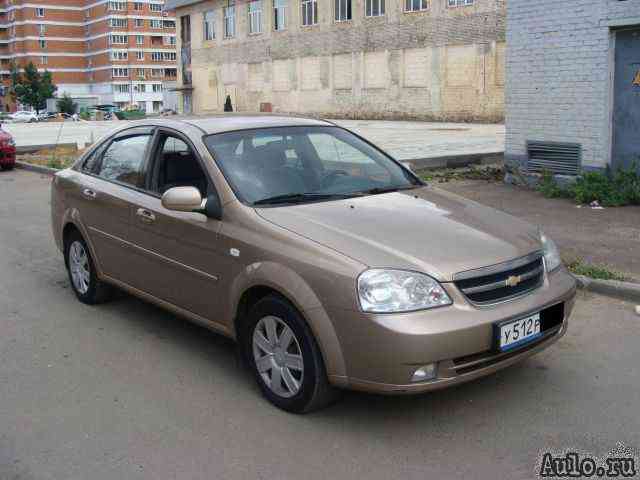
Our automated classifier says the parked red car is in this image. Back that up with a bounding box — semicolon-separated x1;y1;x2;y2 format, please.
0;126;16;171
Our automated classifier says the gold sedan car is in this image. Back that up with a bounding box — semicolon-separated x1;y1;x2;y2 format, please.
51;116;577;413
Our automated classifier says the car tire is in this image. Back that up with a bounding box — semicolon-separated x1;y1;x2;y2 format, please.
64;230;112;305
245;294;340;413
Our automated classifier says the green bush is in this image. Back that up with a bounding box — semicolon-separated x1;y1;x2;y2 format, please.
538;166;640;207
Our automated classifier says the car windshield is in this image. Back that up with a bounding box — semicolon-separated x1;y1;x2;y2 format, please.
203;126;421;205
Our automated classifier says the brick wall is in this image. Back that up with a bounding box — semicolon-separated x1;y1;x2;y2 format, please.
505;0;640;171
177;0;506;121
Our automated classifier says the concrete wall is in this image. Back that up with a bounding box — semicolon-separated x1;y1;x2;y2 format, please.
505;0;640;172
176;0;506;122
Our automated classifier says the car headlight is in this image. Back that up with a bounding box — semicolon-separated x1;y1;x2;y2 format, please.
540;231;561;272
357;269;452;313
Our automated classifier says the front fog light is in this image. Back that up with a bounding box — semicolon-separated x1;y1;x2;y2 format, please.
411;363;437;383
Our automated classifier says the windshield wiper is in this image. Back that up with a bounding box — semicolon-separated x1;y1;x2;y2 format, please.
355;185;419;196
253;192;357;206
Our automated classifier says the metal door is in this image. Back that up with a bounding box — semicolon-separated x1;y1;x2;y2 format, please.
612;28;640;171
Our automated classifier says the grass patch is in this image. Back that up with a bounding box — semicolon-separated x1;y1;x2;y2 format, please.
18;146;81;170
565;258;627;281
420;165;504;183
537;166;640;207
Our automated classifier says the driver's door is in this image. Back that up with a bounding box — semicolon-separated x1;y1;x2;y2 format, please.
125;129;227;326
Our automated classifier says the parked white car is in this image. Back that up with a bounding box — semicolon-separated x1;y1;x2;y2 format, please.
10;111;39;123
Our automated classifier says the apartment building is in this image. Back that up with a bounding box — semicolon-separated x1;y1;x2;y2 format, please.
0;0;178;113
166;0;505;121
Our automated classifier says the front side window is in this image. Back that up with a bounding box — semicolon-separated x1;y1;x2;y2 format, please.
151;135;209;197
365;0;384;16
223;3;235;38
301;0;317;25
98;134;151;188
248;0;262;34
334;0;351;21
274;0;286;30
203;126;419;205
203;10;215;40
405;0;427;11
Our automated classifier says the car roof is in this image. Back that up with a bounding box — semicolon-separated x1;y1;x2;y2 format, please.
179;114;334;135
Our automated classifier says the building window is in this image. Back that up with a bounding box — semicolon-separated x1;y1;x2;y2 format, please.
112;68;129;77
152;83;162;92
150;19;162;28
163;19;175;28
151;51;162;61
111;34;128;44
35;7;45;17
164;35;176;45
248;0;262;34
405;0;427;11
365;0;384;16
113;84;130;93
39;39;46;48
301;0;317;25
136;35;144;44
151;68;163;77
165;68;177;77
180;15;191;42
203;10;215;40
223;3;235;38
137;68;145;77
135;18;144;27
41;56;47;64
133;2;144;10
334;0;351;21
448;0;473;6
110;18;128;27
134;83;146;92
109;1;126;11
39;24;46;36
149;3;162;11
274;0;286;30
136;51;144;60
111;50;128;60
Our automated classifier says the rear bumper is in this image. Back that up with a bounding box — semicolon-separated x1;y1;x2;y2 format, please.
0;146;16;166
324;267;577;394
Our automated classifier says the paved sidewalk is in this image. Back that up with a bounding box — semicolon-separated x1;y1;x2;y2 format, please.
3;118;505;163
439;179;640;282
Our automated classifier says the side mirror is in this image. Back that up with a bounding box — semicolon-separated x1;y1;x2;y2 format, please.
202;193;222;220
161;186;203;212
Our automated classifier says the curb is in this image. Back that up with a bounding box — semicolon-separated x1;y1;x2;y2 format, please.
402;151;504;173
15;161;59;176
574;274;640;303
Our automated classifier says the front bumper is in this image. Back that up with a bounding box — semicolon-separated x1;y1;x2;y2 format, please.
325;267;577;394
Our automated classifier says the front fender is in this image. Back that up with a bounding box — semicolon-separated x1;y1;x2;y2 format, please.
228;261;347;382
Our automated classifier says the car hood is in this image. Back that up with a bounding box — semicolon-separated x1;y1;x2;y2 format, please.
255;186;542;281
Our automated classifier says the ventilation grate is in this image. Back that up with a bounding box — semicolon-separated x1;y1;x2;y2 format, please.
526;141;581;175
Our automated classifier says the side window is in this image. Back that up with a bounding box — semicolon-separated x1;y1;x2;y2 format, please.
153;134;209;197
81;147;102;173
97;134;151;187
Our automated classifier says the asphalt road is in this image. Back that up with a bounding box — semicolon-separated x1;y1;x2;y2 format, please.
1;169;639;480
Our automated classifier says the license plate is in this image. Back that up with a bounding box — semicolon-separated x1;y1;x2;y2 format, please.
497;313;542;351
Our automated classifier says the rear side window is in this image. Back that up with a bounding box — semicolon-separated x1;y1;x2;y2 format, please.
97;134;151;187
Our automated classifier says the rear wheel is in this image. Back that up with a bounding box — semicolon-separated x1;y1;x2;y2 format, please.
64;230;112;304
246;295;340;413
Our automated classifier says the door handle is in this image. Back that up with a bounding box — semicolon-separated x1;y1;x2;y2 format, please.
82;188;97;199
136;208;156;223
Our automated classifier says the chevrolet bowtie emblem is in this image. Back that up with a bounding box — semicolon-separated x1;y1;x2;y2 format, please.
505;275;521;287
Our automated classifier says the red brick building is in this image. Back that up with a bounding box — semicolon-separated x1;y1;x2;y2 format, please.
0;0;177;112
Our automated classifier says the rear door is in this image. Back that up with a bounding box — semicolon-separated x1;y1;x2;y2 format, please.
70;127;154;284
124;128;226;326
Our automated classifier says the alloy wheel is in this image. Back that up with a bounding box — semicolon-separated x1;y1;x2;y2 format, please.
252;315;305;398
69;240;90;294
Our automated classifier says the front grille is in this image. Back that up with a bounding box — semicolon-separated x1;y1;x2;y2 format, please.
454;252;544;305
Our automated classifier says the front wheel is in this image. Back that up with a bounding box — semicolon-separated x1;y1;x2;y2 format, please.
246;295;340;413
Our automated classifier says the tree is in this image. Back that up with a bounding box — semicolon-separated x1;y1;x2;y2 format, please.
56;93;77;115
10;62;57;113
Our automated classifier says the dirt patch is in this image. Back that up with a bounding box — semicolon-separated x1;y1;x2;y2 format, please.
18;145;83;170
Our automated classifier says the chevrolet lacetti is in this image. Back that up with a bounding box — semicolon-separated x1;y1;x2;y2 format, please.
51;116;577;413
